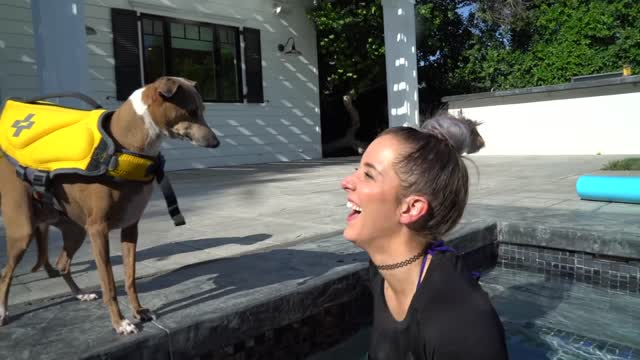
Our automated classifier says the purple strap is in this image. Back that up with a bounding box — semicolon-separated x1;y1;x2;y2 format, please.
417;240;481;289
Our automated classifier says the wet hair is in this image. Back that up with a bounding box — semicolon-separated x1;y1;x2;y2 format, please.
379;112;485;239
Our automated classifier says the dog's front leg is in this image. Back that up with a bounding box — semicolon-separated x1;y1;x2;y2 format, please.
87;220;137;335
121;222;153;322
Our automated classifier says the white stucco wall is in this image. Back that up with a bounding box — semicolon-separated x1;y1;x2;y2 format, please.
1;0;323;170
445;79;640;156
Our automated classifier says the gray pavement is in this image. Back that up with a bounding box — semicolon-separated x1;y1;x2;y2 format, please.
2;154;639;307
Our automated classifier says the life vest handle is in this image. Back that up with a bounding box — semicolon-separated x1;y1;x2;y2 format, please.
23;92;103;110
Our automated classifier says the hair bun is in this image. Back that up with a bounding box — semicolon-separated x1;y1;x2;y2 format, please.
420;112;485;155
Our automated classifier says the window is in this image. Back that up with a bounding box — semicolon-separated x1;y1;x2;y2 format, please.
111;8;263;103
140;15;242;103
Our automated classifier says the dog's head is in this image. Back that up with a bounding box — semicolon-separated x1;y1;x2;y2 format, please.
144;76;220;148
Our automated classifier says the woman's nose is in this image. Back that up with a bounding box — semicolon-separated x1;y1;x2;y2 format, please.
341;174;354;191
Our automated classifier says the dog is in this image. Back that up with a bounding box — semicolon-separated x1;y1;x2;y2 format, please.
0;76;219;335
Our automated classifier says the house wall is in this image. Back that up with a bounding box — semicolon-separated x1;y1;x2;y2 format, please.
1;0;323;170
0;0;39;101
443;76;640;156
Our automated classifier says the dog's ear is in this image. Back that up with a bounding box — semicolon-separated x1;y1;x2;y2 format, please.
157;77;181;99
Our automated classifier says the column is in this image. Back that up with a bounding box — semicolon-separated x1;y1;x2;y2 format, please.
382;0;419;128
31;0;89;107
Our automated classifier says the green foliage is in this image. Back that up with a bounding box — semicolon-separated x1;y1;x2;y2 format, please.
307;0;472;112
458;0;640;91
307;1;386;97
415;1;474;110
602;158;640;171
307;0;640;119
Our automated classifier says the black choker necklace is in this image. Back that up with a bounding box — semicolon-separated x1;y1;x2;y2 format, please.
374;248;426;271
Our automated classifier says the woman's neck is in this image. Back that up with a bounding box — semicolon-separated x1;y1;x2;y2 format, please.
369;232;432;300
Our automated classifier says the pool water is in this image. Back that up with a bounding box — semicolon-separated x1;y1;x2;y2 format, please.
308;267;640;360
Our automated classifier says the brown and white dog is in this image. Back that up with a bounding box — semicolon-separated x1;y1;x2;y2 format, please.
0;76;219;335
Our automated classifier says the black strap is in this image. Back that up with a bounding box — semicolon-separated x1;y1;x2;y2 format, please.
154;154;186;226
24;92;103;109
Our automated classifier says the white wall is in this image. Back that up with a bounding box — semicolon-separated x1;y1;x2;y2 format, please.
445;80;640;156
1;0;323;170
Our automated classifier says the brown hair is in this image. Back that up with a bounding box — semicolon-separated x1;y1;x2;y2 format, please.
380;113;484;239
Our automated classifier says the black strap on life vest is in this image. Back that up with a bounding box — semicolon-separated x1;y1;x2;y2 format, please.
23;92;104;109
152;154;186;226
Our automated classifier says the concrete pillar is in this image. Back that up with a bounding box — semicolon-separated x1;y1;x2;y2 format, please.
382;0;419;128
31;0;89;108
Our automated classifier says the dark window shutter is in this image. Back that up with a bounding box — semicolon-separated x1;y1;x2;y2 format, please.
243;27;263;103
111;8;142;101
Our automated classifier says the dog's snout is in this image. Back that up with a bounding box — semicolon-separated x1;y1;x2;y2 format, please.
208;137;220;148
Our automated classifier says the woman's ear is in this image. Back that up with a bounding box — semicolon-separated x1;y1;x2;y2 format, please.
399;195;429;225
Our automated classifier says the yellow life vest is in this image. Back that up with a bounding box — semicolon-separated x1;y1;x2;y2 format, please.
0;98;159;183
0;93;185;227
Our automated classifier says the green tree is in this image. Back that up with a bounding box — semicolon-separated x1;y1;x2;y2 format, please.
457;0;640;91
309;0;386;98
308;0;474;152
415;0;474;115
307;0;386;154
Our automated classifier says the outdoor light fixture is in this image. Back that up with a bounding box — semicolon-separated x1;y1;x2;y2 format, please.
278;37;302;55
85;25;97;36
273;0;287;15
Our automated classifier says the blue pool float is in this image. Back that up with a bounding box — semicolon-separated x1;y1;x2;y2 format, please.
576;175;640;204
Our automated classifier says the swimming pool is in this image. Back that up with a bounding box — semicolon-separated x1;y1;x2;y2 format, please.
308;266;640;359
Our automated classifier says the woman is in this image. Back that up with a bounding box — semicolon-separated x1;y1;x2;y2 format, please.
341;114;508;360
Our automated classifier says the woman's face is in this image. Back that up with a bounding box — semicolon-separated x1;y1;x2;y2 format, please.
341;134;406;248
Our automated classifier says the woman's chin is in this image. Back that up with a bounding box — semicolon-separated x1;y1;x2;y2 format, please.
343;228;364;247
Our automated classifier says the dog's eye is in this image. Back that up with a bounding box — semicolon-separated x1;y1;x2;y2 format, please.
187;109;198;117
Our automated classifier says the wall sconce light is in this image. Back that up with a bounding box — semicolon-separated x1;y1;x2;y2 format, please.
85;25;97;36
278;37;302;55
273;1;287;15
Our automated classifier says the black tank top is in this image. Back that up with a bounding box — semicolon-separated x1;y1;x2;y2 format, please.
367;252;509;360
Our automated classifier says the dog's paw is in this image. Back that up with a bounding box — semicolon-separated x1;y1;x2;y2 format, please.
115;319;138;335
133;308;154;322
76;293;99;302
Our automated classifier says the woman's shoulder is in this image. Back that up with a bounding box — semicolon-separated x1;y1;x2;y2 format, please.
417;254;508;358
417;252;495;316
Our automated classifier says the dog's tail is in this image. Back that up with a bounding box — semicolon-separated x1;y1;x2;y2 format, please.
31;224;59;278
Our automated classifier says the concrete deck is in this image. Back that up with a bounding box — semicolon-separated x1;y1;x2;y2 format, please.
1;155;640;359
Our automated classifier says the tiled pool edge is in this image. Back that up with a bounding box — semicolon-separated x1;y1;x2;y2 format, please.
498;221;640;261
498;243;640;293
497;221;640;294
4;213;639;360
